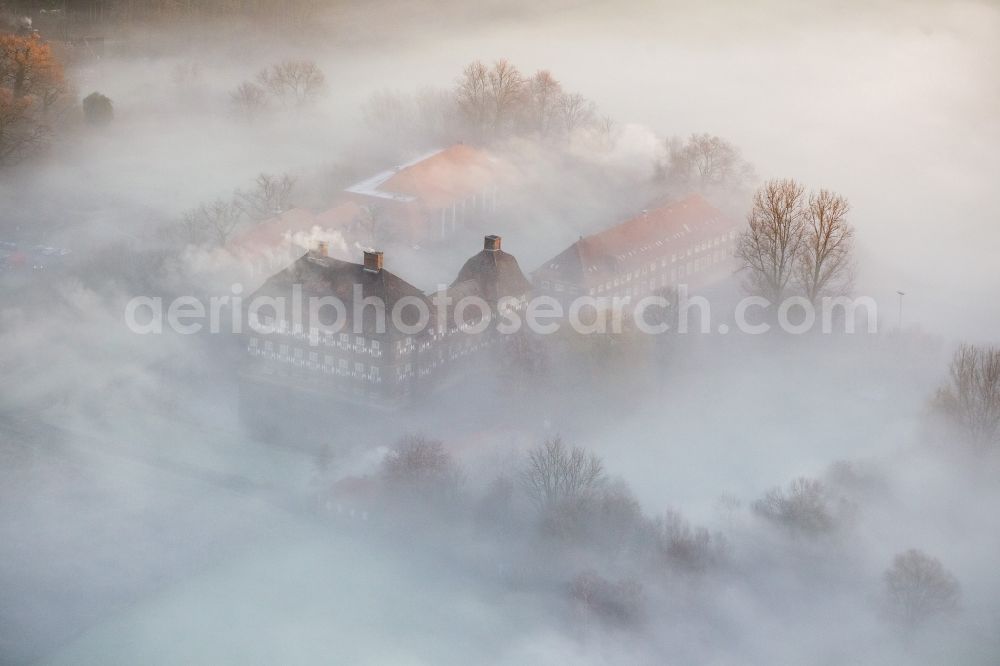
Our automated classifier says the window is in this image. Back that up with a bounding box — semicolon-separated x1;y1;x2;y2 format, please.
279;344;289;357
264;341;274;353
354;362;364;375
293;348;304;360
541;280;551;290
371;340;380;353
338;359;348;373
339;333;349;345
249;337;258;348
309;352;318;364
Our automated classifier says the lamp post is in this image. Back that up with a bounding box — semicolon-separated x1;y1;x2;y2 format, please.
896;290;905;330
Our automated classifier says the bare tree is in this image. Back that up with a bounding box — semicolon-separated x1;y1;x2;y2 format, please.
654;509;728;572
557;92;596;135
235;172;296;222
595;114;619;150
230;81;268;121
797;189;854;303
181;198;243;246
933;344;1000;449
519;436;605;511
486;58;524;134
883;549;960;627
524;69;562;136
753;477;838;535
661;133;754;191
455;60;490;137
570;571;644;627
455;59;525;137
380;434;463;505
256;60;325;108
736;178;807;302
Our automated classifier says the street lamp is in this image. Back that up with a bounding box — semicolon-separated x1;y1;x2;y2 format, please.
896;290;905;330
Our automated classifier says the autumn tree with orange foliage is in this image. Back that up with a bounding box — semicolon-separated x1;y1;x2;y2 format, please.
0;33;67;166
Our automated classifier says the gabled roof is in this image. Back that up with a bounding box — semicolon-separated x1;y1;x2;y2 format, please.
253;252;429;333
344;144;502;210
534;194;735;286
229;203;363;259
314;201;364;230
229;207;318;256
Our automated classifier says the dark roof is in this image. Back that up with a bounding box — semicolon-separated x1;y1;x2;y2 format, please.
252;252;430;334
451;248;533;303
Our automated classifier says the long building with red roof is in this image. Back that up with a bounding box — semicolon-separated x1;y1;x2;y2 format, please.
228;144;510;281
531;194;740;303
342;143;508;244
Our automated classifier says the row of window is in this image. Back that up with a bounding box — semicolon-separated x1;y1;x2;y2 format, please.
248;339;384;383
248;318;427;358
438;187;498;238
540;232;736;296
587;236;734;295
597;248;730;300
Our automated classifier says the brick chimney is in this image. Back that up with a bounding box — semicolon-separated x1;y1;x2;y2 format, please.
484;235;502;252
363;249;383;273
316;240;329;257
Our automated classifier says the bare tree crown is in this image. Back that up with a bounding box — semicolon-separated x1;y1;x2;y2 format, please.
933;344;1000;449
883;549;960;627
256;60;325;108
736;179;855;305
519;436;606;510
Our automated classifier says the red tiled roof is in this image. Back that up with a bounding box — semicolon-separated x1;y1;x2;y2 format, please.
229;207;319;257
314;201;363;230
229;203;363;258
535;194;737;287
345;144;505;211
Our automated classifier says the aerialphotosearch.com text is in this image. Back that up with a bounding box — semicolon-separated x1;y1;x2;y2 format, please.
124;283;879;341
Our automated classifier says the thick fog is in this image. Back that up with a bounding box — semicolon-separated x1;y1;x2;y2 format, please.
1;1;999;664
